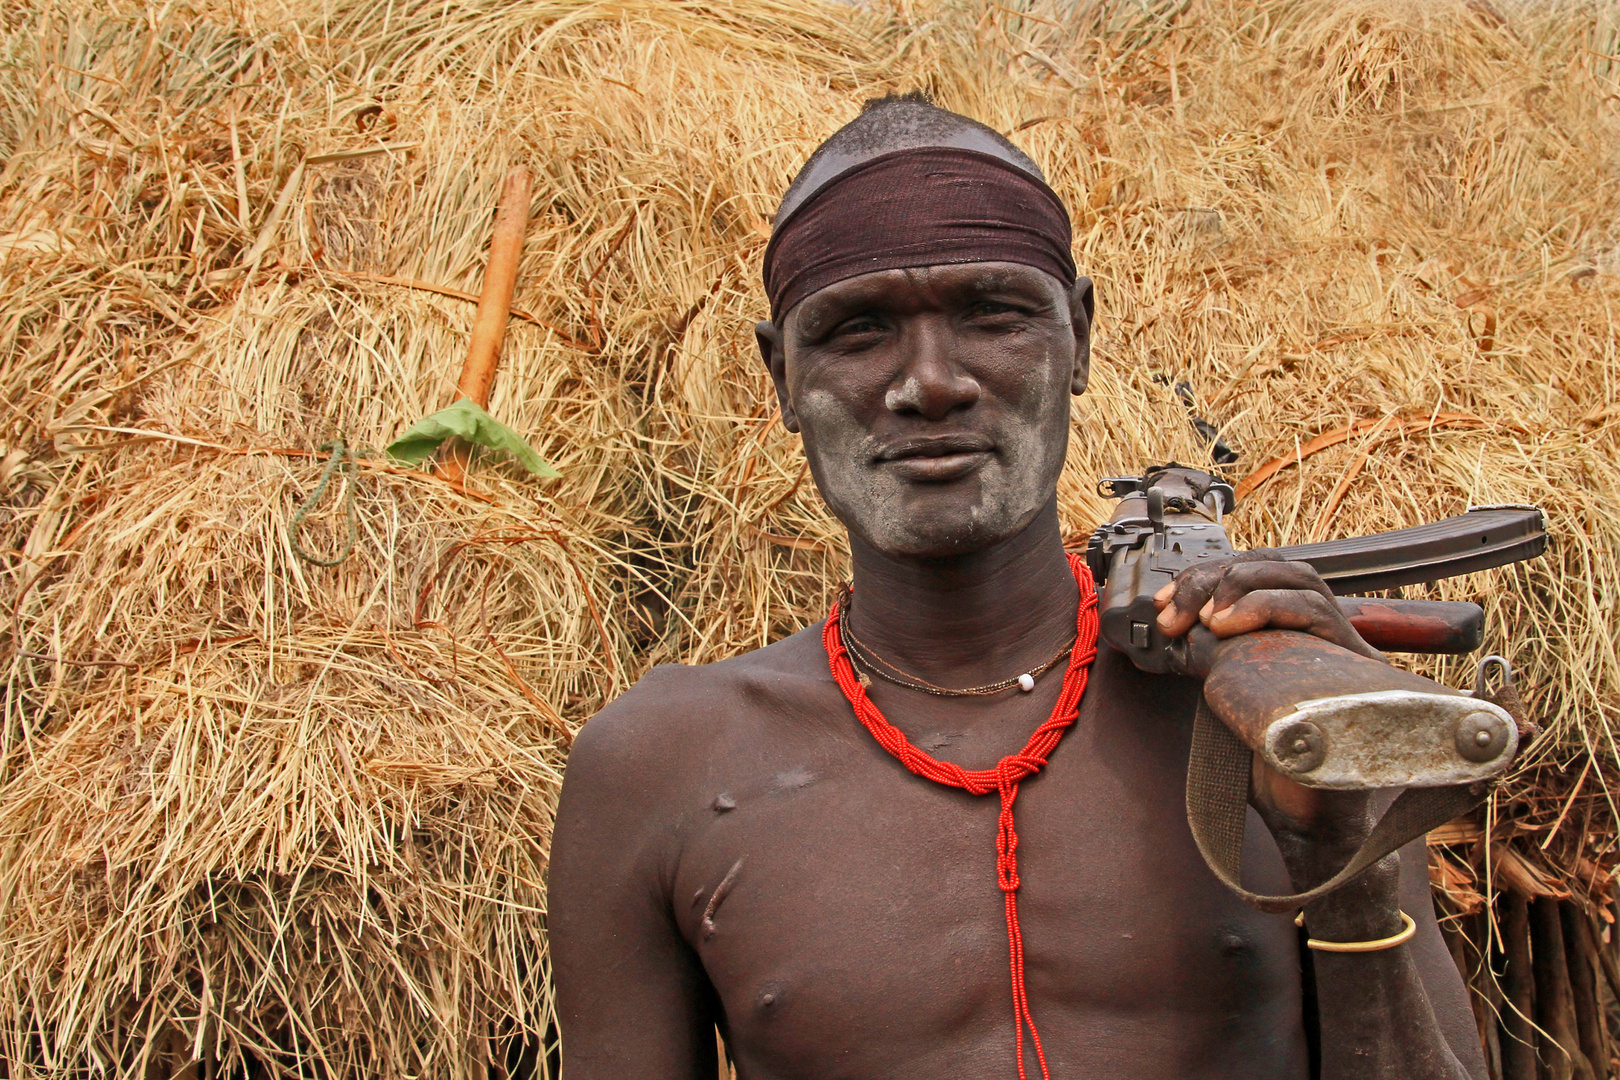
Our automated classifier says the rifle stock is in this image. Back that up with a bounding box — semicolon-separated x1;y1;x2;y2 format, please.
1175;629;1518;789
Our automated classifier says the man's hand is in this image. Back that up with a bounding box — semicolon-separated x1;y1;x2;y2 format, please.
1151;553;1386;833
1151;552;1384;661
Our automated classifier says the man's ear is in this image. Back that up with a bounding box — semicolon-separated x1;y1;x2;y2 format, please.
1067;276;1094;396
755;320;800;432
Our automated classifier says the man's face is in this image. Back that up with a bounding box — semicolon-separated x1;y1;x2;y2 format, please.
757;261;1093;559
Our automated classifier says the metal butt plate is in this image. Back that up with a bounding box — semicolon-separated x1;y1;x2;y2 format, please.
1262;690;1519;790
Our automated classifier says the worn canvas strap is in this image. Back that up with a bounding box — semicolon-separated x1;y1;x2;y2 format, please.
1185;685;1527;913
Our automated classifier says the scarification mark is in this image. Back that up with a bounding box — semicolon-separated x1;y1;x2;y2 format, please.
691;888;705;908
701;858;745;940
712;792;736;812
770;767;817;792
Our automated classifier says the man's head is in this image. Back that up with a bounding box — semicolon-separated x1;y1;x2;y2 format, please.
757;94;1094;559
773;90;1049;226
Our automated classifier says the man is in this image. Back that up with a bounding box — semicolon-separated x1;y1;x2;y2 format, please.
548;94;1485;1079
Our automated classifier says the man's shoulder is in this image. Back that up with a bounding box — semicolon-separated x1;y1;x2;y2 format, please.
608;618;830;720
566;621;832;780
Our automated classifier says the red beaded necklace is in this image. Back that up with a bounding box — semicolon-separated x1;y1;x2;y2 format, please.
821;553;1100;1080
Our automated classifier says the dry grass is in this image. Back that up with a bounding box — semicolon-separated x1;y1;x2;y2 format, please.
1;0;1618;1074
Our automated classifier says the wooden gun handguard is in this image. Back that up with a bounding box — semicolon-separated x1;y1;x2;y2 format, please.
1174;628;1518;789
1337;597;1484;654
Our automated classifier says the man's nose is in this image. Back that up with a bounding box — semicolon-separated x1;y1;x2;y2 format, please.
883;321;981;420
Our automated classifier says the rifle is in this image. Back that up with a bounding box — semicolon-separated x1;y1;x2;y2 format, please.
1085;465;1546;790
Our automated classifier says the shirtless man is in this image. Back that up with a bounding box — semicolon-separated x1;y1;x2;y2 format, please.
548;95;1487;1080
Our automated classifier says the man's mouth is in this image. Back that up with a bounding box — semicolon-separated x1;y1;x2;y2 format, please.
876;434;995;483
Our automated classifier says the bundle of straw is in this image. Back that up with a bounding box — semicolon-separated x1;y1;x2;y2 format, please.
1;0;1617;1075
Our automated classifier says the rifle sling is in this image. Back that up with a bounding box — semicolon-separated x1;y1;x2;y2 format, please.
1184;685;1525;913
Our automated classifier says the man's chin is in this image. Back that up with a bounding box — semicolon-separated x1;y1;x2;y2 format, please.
819;457;1059;560
846;502;1039;561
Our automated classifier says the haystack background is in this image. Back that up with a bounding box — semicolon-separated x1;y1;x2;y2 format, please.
2;0;1618;1075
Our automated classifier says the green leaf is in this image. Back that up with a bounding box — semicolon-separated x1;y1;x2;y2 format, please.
385;398;560;478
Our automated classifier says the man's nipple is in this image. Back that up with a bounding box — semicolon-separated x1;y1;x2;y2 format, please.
756;981;787;1018
1217;927;1256;960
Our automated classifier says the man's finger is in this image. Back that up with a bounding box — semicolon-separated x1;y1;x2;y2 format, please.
1156;551;1299;637
1155;562;1229;636
1207;560;1335;616
1203;589;1381;657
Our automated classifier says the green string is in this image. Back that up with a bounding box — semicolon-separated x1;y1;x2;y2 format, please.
291;440;359;566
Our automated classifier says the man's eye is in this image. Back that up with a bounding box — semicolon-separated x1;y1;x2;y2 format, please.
832;316;885;337
966;301;1023;319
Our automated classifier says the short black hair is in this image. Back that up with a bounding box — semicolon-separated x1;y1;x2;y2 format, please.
860;89;938;112
776;95;1045;223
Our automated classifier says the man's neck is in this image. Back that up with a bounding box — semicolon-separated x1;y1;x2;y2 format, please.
843;500;1080;687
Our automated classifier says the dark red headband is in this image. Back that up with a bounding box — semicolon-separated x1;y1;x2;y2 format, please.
762;146;1076;323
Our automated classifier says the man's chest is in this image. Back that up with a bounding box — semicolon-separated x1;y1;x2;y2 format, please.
669;688;1306;1077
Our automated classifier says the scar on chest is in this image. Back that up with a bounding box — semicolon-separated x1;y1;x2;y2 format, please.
701;858;745;940
770;766;818;792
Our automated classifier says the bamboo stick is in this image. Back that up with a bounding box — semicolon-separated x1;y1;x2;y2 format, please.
1503;894;1540;1080
437;166;534;484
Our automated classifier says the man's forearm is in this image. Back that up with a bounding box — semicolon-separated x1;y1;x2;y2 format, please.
1290;847;1471;1080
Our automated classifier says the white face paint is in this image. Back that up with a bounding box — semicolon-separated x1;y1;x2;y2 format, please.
796;372;1071;557
784;264;1082;559
883;376;925;413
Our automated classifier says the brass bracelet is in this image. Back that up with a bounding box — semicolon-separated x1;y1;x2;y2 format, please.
1293;910;1417;953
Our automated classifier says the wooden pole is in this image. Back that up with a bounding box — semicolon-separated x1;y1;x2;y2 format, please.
1503;893;1540;1080
1478;911;1506;1080
458;166;533;408
1564;907;1610;1079
1465;910;1504;1080
1585;910;1620;1004
1532;896;1596;1080
437;166;533;483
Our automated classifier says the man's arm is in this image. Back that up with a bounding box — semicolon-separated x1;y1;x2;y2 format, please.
1261;776;1484;1080
1159;560;1483;1079
547;682;720;1078
1259;786;1485;1079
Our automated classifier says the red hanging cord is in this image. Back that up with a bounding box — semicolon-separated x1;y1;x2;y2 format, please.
822;553;1100;1080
